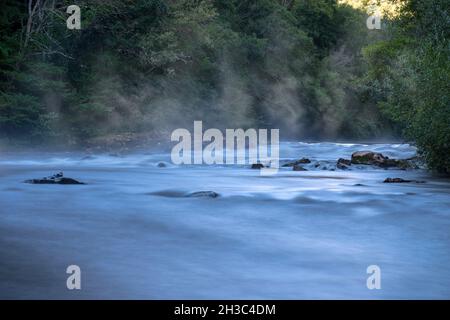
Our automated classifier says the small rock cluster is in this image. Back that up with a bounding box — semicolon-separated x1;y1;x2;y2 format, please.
249;150;425;183
24;172;85;185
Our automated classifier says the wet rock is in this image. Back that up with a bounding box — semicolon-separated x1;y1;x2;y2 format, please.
282;158;311;167
251;163;265;169
298;158;311;164
383;177;425;184
293;164;307;171
351;151;388;165
381;159;402;168
157;162;167;168
337;158;351;170
24;172;85;185
186;191;219;198
55;177;85;185
351;151;404;168
383;178;411;183
350;151;422;169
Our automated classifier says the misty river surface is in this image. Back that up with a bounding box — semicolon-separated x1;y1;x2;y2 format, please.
1;142;450;299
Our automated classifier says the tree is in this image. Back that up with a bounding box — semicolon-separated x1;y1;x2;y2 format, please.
363;0;450;173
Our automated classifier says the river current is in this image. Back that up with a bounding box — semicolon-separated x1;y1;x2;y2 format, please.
0;142;449;299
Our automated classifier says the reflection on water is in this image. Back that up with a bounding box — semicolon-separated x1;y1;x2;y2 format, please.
0;142;449;299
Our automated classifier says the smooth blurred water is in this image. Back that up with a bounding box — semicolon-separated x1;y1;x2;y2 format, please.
0;142;449;299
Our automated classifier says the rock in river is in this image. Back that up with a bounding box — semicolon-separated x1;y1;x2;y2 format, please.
293;164;308;171
383;177;425;183
337;158;351;169
157;162;167;168
383;177;412;183
351;151;401;168
24;172;85;185
282;158;311;167
186;191;219;198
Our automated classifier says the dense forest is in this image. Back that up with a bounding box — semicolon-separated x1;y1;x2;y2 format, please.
0;0;449;173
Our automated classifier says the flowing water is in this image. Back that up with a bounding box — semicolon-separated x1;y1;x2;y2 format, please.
0;142;449;299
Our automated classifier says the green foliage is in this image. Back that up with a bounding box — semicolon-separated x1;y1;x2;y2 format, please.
0;0;429;152
362;0;450;173
292;0;344;52
0;93;44;137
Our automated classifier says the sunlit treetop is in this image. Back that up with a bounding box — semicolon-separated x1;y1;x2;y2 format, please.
338;0;404;18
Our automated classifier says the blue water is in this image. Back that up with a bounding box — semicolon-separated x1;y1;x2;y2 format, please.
0;142;449;299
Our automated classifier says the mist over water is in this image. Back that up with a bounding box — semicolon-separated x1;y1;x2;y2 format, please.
1;142;450;299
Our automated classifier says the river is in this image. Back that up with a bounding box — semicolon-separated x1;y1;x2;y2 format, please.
1;142;449;299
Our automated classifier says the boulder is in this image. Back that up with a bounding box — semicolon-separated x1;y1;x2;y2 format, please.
282;158;311;167
24;172;85;185
296;157;311;164
351;151;402;167
383;177;412;183
383;177;425;184
251;163;265;169
57;177;85;185
157;162;167;168
351;151;387;165
337;158;351;170
186;191;219;198
352;151;423;169
293;164;307;171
